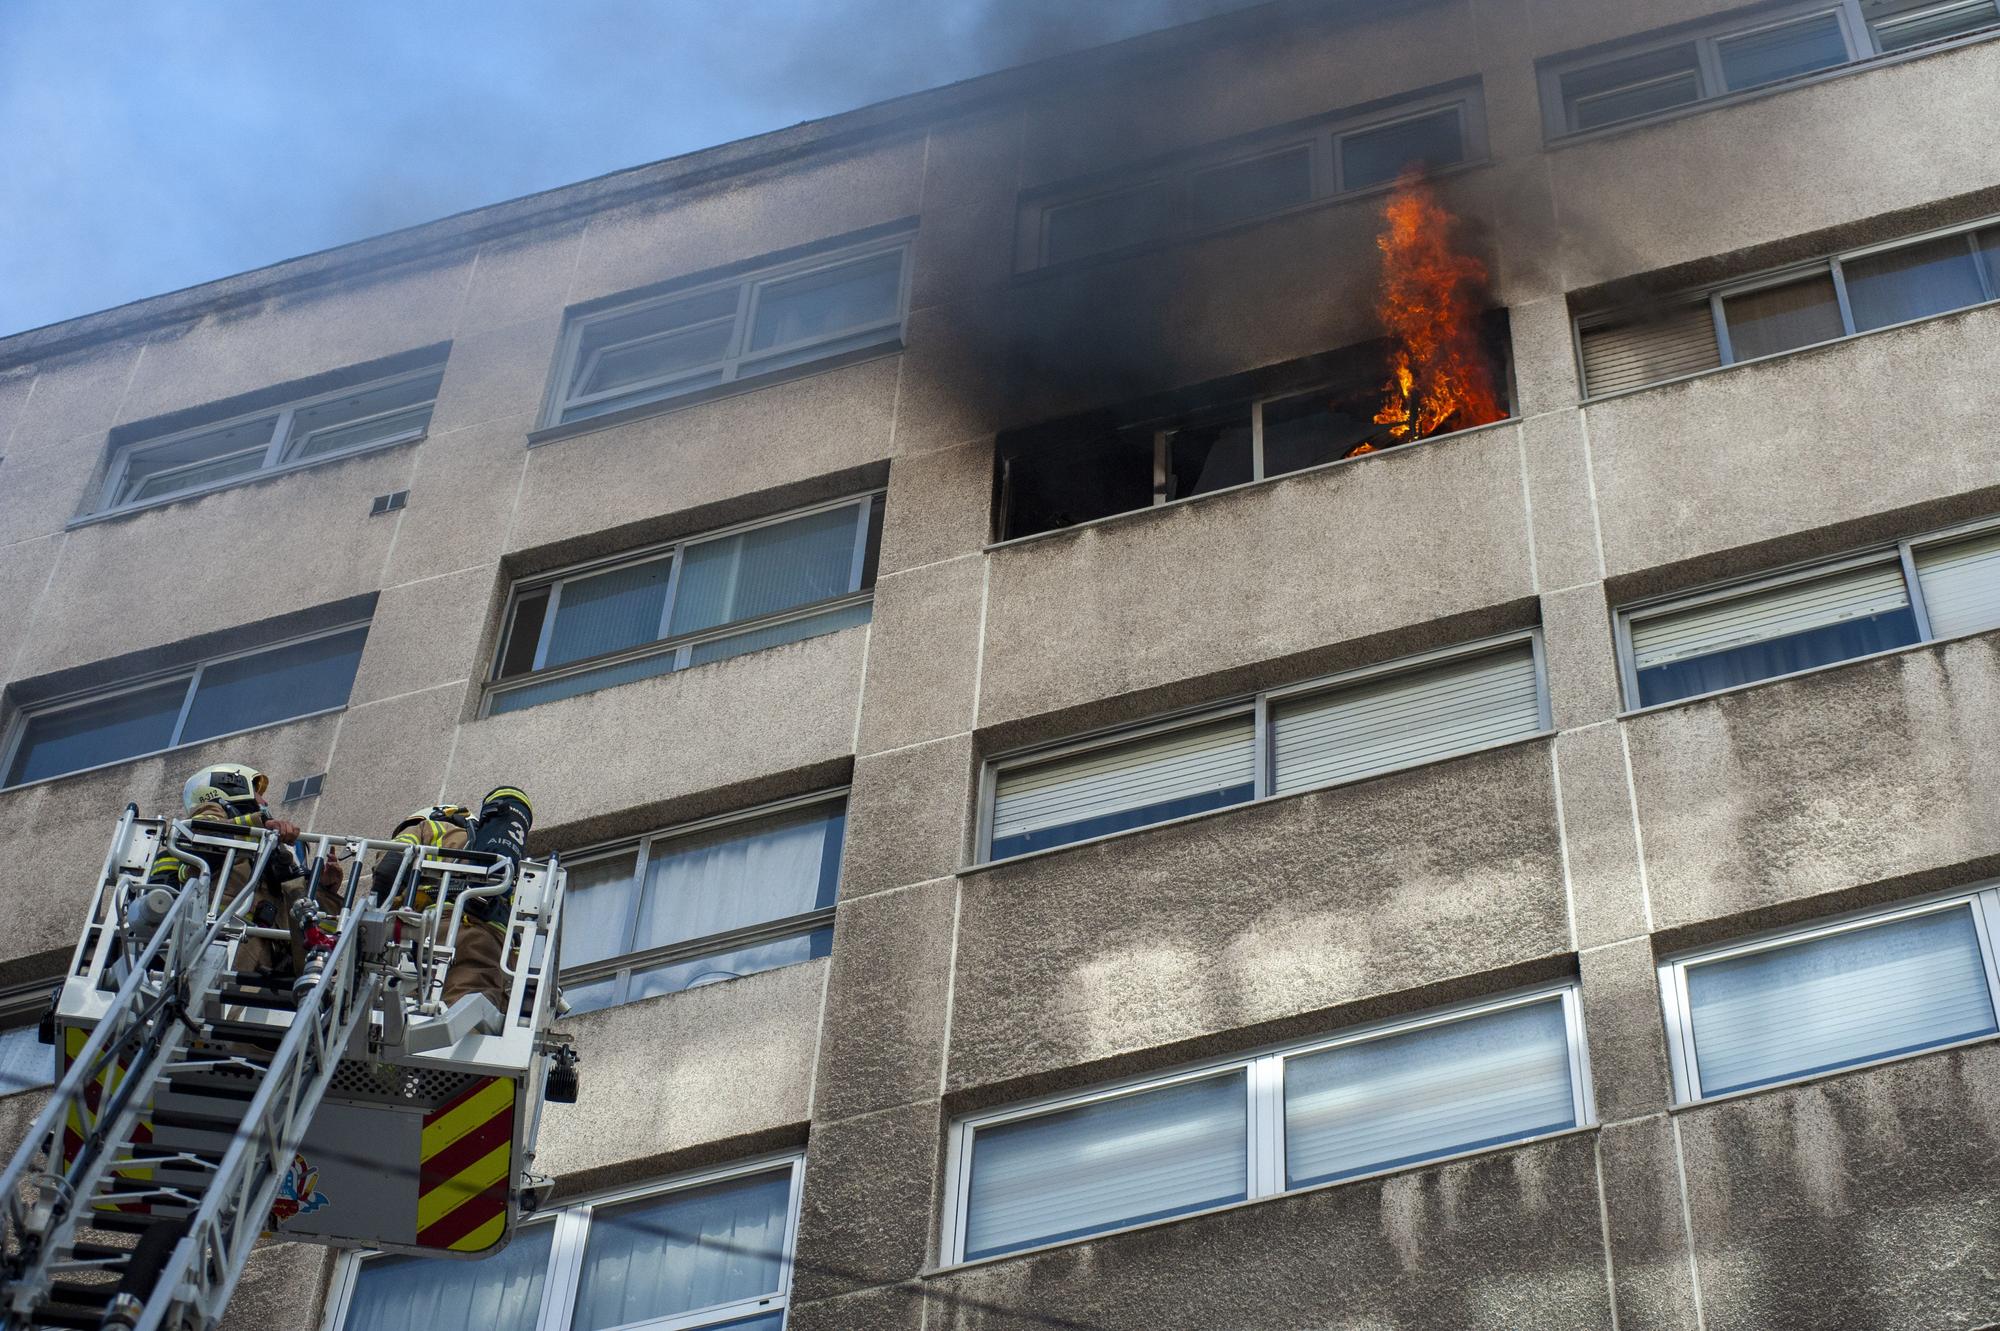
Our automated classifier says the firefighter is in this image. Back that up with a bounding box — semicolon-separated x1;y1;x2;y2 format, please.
150;763;345;989
369;786;533;1010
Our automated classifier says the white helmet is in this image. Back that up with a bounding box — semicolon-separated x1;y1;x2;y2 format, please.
183;763;267;816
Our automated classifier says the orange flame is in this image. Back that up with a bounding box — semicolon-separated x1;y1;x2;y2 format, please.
1371;171;1503;444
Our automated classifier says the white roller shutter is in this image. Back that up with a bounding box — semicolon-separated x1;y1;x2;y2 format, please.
1630;562;1908;671
1580;303;1722;396
1914;529;2000;640
1270;644;1542;796
991;715;1254;847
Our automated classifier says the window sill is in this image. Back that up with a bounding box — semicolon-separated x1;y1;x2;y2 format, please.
524;342;905;450
1581;292;2000;407
1670;1028;2000;1113
1544;25;2000;151
0;705;348;795
1007;158;1492;284
1615;622;2000;721
987;411;1519;555
922;1119;1600;1277
960;727;1554;877
66;435;426;531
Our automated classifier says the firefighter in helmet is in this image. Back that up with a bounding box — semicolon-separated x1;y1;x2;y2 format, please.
369;787;533;1009
150;763;346;989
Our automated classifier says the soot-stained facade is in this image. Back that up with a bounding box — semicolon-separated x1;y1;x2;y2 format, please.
3;0;1999;1327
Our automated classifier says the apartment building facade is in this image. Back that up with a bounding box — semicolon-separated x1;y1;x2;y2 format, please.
2;0;1998;1325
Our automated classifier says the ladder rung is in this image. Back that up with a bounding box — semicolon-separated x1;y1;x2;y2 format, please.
28;1304;104;1330
214;985;299;1011
149;1105;244;1133
80;1211;156;1235
69;1240;134;1262
47;1280;117;1307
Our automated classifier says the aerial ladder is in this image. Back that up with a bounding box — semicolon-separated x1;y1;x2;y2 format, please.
0;809;577;1331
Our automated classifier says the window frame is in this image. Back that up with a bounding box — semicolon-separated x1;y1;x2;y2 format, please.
1657;885;2000;1104
1574;212;2000;399
974;630;1550;865
0;618;372;791
484;492;884;716
1539;0;1998;139
1016;85;1487;272
543;237;914;429
938;980;1593;1267
324;1152;806;1331
92;365;445;520
556;790;846;1011
1612;512;2000;712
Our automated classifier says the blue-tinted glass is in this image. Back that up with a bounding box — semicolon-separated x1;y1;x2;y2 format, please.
1843;234;1987;331
630;928;833;1000
180;627;368;744
1716;13;1850;90
749;251;903;353
0;1025;54;1098
342;1223;553;1331
1340;108;1466;191
669;507;859;637
1722;273;1846;360
685;601;873;667
487;650;679;714
1635;606;1920;706
7;678;187;787
543;558;673;668
1563;45;1704;130
1867;0;1999;49
570;1170;791;1331
989;782;1255;861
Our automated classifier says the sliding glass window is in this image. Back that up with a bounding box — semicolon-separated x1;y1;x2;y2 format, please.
981;634;1546;862
1577;214;2000;396
1542;0;1998;137
1617;516;2000;708
1659;888;2000;1101
558;795;845;1014
487;495;883;714
943;985;1590;1263
3;622;371;789
546;237;911;426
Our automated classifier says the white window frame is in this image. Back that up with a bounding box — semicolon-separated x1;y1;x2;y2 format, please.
485;492;883;716
1017;85;1487;271
975;630;1550;865
557;790;846;1010
0;619;372;791
92;365;444;519
1575;212;2000;399
1657;884;2000;1104
938;980;1592;1266
543;237;914;428
1539;0;1998;139
323;1152;807;1331
1612;512;2000;712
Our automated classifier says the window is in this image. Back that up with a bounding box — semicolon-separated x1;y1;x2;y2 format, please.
0;984;55;1099
1659;889;2000;1102
1018;89;1482;269
1542;0;1999;136
546;239;911;426
3;622;370;788
1576;215;2000;395
980;635;1546;862
996;327;1512;542
488;495;883;715
558;795;845;1015
1616;516;2000;708
332;1156;803;1331
942;985;1590;1263
98;366;443;516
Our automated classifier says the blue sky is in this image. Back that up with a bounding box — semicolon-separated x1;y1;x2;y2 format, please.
0;0;1250;337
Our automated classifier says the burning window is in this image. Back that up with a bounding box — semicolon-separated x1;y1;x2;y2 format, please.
997;175;1512;542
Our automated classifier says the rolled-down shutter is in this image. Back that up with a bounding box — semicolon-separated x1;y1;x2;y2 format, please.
1914;529;2000;639
1579;303;1722;396
991;715;1255;848
1629;562;1909;671
1270;644;1542;796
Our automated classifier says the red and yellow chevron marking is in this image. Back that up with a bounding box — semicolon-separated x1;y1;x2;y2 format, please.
416;1076;515;1252
59;1025;155;1214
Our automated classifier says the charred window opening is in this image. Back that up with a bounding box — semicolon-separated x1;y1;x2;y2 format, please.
993;315;1512;542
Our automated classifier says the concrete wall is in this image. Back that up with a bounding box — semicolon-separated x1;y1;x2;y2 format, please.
4;1;2000;1328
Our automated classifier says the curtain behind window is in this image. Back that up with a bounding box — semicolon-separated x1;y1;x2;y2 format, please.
569;1170;791;1331
342;1224;552;1331
669;507;859;638
636;807;838;949
543;558;673;669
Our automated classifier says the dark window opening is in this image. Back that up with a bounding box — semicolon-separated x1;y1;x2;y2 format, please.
993;317;1512;542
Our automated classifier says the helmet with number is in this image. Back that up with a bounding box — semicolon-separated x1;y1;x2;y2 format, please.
183;763;267;817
